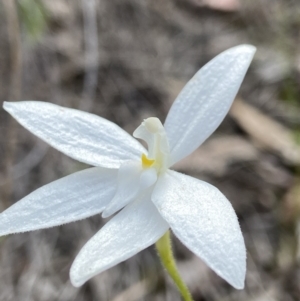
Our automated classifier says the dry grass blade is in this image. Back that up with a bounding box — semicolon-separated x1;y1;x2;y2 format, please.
230;98;300;166
174;135;258;176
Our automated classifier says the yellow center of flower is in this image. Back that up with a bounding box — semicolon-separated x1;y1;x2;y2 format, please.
141;153;155;168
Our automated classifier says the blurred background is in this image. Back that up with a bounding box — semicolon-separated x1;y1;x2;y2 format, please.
0;0;300;300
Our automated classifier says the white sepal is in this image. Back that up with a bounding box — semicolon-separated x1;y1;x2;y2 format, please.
152;170;246;289
0;168;117;235
70;192;169;287
164;45;256;166
3;101;145;168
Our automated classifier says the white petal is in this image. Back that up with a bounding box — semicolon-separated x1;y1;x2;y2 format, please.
102;161;142;218
70;192;169;287
139;168;157;190
164;45;256;165
3;101;145;168
152;170;246;289
0;168;117;235
102;162;158;218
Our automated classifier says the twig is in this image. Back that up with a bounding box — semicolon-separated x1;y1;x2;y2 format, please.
80;0;99;112
2;0;22;207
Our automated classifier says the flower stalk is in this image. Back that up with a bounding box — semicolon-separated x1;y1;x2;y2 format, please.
156;230;194;301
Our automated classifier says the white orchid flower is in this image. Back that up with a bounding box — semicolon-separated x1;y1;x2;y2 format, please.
1;45;255;290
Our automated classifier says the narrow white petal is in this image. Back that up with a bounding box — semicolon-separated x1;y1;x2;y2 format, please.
164;45;256;165
70;193;169;287
3;101;145;168
0;168;117;235
102;161;142;218
152;170;246;289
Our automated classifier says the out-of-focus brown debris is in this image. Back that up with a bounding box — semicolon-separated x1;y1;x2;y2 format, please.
230;98;300;166
111;279;152;301
188;0;240;12
174;135;258;176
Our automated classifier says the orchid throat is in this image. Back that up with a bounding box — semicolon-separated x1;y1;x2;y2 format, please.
134;117;170;174
101;117;170;218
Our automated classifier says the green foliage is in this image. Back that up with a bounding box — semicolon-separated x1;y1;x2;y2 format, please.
280;77;300;145
280;76;299;106
17;0;48;41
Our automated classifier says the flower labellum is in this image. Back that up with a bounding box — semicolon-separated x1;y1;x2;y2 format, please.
0;45;256;290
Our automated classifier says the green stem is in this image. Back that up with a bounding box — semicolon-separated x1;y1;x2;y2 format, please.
156;230;194;301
